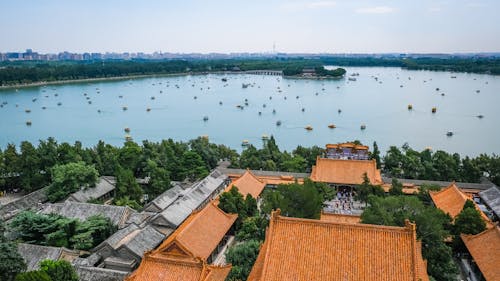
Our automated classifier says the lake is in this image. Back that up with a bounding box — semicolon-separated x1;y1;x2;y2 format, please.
0;67;498;156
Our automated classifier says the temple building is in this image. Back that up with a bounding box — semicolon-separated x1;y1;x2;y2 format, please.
325;142;369;160
224;170;266;199
429;182;493;227
125;201;237;281
309;143;382;190
461;226;500;281
248;210;429;281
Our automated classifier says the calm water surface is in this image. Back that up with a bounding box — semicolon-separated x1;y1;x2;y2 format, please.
0;67;498;156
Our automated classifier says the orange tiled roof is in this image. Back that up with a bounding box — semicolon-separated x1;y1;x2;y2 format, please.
310;157;382;185
126;254;230;281
429;182;468;218
429;183;493;228
248;210;429;281
225;170;266;198
461;226;500;281
155;201;237;261
320;212;361;224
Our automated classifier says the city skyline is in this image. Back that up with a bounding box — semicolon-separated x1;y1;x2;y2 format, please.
1;0;500;54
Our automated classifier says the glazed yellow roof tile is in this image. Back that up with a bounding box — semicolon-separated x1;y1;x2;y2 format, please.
248;210;429;281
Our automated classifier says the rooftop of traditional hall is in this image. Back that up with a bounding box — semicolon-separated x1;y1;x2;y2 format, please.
225;169;266;198
461;226;500;281
126;253;231;281
153;201;237;261
310;156;382;185
248;209;428;281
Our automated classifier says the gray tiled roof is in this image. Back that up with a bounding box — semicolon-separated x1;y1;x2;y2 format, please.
76;265;128;281
149;170;228;227
479;185;500;218
17;243;63;271
382;177;493;191
38;201;135;228
67;176;116;203
220;167;310;179
143;184;184;212
96;223;166;259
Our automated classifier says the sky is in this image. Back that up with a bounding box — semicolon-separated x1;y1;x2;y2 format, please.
1;0;499;54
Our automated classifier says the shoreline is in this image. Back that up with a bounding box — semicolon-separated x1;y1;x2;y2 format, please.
0;73;199;90
0;71;347;89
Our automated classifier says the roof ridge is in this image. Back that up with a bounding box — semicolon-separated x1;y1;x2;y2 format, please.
462;225;500;241
276;214;414;233
241;169;266;184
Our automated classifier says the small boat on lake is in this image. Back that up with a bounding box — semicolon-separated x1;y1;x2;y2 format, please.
328;124;336;129
124;127;131;133
432;107;437;113
305;125;313;131
203;116;209;121
360;124;366;130
241;140;249;146
276;120;282;126
408;104;413;110
26;120;32;126
146;108;151;112
122;106;128;111
476;115;484;119
446;131;453;137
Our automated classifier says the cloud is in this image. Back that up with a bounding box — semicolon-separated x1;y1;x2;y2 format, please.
355;6;395;14
466;2;486;8
281;1;336;11
307;1;337;8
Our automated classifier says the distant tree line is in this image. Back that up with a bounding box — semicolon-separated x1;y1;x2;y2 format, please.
1;57;499;85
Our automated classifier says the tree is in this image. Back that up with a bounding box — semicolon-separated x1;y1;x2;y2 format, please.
14;271;51;281
19;141;45;192
417;184;441;205
388;178;403;196
2;144;22;190
244;194;258;217
46;161;99;202
218;186;246;229
453;202;486;252
70;215;116;250
261;180;323;219
118;141;142;174
0;221;26;281
355;173;385;204
39;259;78;281
179;151;208;181
371;141;381;169
236;216;268;242
225;240;261;281
143;160;171;199
115;167;143;204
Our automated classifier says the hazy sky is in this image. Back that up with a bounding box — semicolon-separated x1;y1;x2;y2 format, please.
1;0;499;53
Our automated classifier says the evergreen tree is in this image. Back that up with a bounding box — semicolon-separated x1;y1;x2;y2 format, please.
0;221;27;281
115;167;143;203
388;178;404;196
371;141;381;169
39;259;78;281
